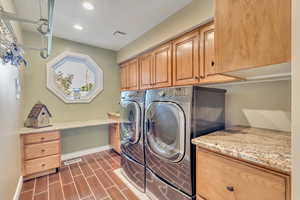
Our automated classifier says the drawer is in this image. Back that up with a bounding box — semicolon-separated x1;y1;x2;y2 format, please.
196;148;287;200
24;140;60;160
24;154;60;175
23;131;60;144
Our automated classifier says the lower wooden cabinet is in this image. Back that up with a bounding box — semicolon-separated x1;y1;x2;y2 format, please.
24;154;60;175
107;113;121;154
196;147;290;200
20;131;61;179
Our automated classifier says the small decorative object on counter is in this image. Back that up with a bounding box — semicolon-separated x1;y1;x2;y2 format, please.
24;101;52;128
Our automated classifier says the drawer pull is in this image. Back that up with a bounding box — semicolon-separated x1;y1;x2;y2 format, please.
226;186;234;192
41;149;45;153
41;137;45;141
41;163;46;167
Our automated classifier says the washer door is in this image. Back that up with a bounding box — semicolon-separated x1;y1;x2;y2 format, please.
120;100;141;144
145;102;185;163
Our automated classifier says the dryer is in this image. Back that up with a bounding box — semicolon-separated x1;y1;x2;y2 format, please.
120;90;146;192
144;86;226;200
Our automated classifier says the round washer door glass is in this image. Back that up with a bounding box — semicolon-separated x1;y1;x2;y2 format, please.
120;100;141;144
145;102;185;162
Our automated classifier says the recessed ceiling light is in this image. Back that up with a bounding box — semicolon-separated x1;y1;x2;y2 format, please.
82;1;94;10
73;24;83;30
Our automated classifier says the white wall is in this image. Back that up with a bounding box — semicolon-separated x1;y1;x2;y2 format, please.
292;0;299;198
0;63;22;199
215;80;291;132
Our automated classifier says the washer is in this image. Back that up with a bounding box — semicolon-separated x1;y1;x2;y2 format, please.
120;90;146;192
144;86;226;200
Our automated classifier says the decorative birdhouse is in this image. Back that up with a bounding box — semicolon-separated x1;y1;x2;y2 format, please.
24;102;52;128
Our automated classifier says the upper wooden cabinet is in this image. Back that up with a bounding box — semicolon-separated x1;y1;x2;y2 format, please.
139;53;153;90
120;63;128;91
201;24;216;77
120;58;139;91
151;43;172;88
173;30;200;86
215;0;291;73
200;23;238;84
127;59;139;90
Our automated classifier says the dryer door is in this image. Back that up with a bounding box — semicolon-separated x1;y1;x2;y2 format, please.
145;102;185;163
120;100;144;164
120;100;141;144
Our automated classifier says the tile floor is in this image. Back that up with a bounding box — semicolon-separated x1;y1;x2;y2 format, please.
20;150;139;200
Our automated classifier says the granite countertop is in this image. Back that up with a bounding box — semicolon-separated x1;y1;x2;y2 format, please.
192;126;291;173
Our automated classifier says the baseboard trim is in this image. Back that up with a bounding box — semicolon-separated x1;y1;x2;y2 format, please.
13;176;23;200
61;145;112;161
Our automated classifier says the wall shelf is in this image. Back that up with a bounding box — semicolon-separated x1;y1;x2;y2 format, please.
19;119;119;135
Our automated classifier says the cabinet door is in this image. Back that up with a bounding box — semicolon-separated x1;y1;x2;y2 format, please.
139;53;153;89
109;124;121;154
120;63;128;91
200;23;239;85
215;0;291;73
127;59;139;91
152;43;172;88
196;148;288;200
173;30;200;86
201;24;215;76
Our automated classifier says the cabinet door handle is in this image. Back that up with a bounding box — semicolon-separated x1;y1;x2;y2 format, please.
211;61;215;67
226;186;234;192
194;76;199;80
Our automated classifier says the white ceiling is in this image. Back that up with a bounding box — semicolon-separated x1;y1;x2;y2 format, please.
13;0;192;51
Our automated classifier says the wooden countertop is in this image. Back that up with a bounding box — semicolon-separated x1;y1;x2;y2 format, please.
192;126;291;173
19;119;119;135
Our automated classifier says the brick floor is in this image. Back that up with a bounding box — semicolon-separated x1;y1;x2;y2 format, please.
20;149;139;200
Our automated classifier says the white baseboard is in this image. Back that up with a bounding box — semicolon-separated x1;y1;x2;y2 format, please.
13;176;23;200
61;145;112;161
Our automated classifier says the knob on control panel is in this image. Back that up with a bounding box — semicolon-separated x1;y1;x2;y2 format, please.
158;91;166;97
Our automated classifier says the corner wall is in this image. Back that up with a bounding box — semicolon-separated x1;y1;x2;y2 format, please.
22;31;120;154
215;80;291;132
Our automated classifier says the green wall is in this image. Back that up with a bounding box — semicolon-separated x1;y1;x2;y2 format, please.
22;31;120;154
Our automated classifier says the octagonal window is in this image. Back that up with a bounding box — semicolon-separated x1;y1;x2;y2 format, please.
47;51;103;103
